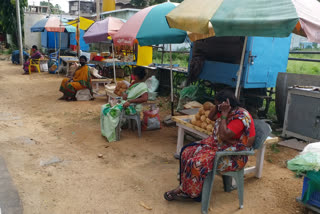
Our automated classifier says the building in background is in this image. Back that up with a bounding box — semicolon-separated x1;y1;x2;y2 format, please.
69;0;95;16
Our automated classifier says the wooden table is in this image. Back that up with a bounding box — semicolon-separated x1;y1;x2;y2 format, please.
59;56;79;76
172;115;278;178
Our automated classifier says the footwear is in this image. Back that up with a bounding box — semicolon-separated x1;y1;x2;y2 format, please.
164;191;191;201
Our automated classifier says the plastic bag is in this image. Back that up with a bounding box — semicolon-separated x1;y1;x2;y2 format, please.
145;76;159;93
40;62;48;72
287;152;320;173
301;142;320;155
142;108;161;131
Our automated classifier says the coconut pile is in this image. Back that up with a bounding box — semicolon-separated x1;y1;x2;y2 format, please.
191;102;216;132
114;81;128;96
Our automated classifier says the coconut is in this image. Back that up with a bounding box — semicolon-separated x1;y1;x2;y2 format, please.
203;102;214;110
195;121;202;127
206;124;213;132
205;110;210;117
201;122;208;129
199;107;205;115
200;115;206;122
195;113;201;120
206;118;212;124
191;118;197;125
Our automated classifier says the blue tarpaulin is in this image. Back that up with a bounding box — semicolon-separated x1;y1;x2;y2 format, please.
69;29;89;51
41;30;69;49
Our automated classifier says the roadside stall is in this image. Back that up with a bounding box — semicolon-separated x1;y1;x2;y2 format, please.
113;1;187;115
164;0;320;212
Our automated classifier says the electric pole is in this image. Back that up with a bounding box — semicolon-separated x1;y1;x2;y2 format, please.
15;0;23;65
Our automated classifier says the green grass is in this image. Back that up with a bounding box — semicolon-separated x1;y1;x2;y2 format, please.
152;50;189;68
287;50;320;75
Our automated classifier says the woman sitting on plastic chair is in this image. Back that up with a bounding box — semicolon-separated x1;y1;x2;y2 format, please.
59;55;92;101
164;89;256;201
100;67;148;142
22;45;42;75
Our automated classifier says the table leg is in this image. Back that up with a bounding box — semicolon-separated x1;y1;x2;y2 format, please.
66;62;70;77
174;126;185;159
255;144;266;178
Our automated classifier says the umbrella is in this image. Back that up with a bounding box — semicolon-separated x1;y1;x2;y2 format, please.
113;2;186;47
113;2;187;116
166;0;320;43
31;17;76;52
166;0;320;97
31;17;75;33
67;17;95;57
83;17;125;84
83;17;124;43
67;17;95;31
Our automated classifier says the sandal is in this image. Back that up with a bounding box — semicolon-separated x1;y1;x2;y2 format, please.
164;191;191;201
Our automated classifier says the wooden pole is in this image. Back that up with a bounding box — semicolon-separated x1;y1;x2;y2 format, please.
235;36;248;99
170;44;174;116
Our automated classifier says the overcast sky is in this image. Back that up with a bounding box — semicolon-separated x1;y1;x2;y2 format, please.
28;0;70;13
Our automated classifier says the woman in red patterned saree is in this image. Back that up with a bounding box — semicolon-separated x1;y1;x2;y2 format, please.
164;89;256;201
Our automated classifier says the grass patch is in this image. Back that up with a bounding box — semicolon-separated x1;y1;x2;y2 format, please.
270;143;280;153
153;50;189;68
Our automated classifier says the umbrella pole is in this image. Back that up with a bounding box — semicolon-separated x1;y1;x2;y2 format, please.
55;32;56;52
170;44;174;116
112;42;117;84
235;36;248;99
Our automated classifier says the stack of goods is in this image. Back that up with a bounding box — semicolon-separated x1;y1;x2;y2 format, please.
114;81;128;96
190;102;216;132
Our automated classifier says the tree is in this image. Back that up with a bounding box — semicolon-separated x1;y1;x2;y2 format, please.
40;1;62;14
130;0;147;8
0;0;28;47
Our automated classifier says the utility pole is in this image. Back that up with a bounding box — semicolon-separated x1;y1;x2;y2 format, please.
48;0;51;16
15;0;23;65
96;0;100;21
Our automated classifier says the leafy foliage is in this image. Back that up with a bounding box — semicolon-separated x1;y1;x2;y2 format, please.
0;0;28;46
40;1;63;14
130;0;148;8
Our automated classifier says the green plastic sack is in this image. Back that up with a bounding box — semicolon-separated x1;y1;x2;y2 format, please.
287;152;320;173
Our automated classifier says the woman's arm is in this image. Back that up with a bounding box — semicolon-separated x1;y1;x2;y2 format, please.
128;92;148;104
218;99;236;144
123;92;148;108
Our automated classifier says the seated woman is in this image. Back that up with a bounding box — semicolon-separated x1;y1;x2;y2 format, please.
100;66;148;142
164;89;256;201
59;55;92;101
23;45;42;75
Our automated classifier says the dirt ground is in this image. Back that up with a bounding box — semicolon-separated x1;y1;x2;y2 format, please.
0;59;306;214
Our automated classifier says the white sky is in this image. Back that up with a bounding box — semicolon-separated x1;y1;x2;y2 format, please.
28;0;70;13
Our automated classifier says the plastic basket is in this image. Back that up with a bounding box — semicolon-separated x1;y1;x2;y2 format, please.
302;177;320;208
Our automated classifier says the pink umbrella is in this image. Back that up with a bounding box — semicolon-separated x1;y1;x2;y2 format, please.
44;17;65;32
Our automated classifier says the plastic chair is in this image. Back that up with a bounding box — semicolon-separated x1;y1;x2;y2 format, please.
49;50;59;61
28;59;41;74
201;119;272;214
116;105;142;141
